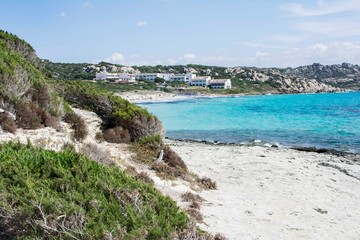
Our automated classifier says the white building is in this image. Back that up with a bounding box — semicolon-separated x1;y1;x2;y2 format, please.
208;79;232;89
189;76;211;86
134;73;163;82
96;72;135;81
168;73;195;82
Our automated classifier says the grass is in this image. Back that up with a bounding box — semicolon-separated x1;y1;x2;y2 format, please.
0;142;190;239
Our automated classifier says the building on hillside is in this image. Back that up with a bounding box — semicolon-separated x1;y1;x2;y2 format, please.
189;76;211;86
208;79;232;89
168;73;195;82
95;72;135;81
134;73;164;81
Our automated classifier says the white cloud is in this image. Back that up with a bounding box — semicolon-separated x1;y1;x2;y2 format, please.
280;0;360;17
239;41;288;49
295;19;360;37
82;2;94;8
183;53;196;60
309;43;328;52
104;53;126;64
60;12;66;18
137;21;148;27
255;51;270;58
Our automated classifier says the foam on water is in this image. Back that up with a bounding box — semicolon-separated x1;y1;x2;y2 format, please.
140;92;360;153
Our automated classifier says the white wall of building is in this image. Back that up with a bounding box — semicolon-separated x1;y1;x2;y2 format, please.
208;79;232;89
189;76;211;86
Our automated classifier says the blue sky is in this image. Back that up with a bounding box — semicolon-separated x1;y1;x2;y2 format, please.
1;0;360;67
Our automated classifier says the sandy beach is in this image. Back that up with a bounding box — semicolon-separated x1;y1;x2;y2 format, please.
115;90;239;103
167;140;360;240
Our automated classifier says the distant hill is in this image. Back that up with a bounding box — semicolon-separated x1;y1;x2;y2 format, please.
45;61;360;93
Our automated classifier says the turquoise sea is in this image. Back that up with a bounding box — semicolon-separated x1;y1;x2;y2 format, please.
140;92;360;153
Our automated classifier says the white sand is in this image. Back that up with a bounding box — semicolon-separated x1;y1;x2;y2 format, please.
115;90;237;103
167;140;360;240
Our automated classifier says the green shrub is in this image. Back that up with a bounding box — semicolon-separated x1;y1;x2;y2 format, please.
0;142;190;239
55;80;163;141
103;126;131;143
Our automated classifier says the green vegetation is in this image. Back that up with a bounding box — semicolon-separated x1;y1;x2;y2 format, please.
0;29;218;239
0;30;64;132
0;142;190;239
44;60;95;80
55;80;163;141
230;78;279;93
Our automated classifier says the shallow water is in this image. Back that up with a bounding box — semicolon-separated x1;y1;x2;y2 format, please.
140;92;360;153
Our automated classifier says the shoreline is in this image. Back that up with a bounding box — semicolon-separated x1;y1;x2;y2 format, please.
116;89;352;104
165;137;360;160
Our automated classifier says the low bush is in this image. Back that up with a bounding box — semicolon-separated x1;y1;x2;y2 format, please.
103;126;131;143
0;142;190;239
95;131;104;142
151;162;185;180
132;135;163;164
163;146;187;171
186;208;204;222
0;112;17;133
214;233;229;240
63;112;88;141
15;101;47;129
189;201;201;210
55;80;164;141
197;177;217;190
44;114;60;130
181;192;204;203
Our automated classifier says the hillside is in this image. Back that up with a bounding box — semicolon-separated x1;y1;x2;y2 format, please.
45;61;360;93
0;30;220;239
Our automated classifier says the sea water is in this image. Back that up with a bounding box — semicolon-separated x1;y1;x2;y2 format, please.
139;92;360;153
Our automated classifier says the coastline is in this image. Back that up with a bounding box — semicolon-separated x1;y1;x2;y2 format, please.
115;89;351;104
116;90;248;104
166;139;360;240
166;137;360;160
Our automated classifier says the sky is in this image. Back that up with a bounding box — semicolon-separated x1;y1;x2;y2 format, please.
1;0;360;67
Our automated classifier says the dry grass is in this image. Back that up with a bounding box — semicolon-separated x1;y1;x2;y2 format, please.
186;208;204;222
181;192;204;203
62;142;76;151
95;131;104;142
197;177;217;190
64;112;88;141
124;166;138;176
103;126;131;143
189;201;201;210
163;147;187;171
136;172;154;185
151;162;185;180
16;101;47;129
44;114;60;130
80;143;113;166
214;233;229;240
0;112;17;133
